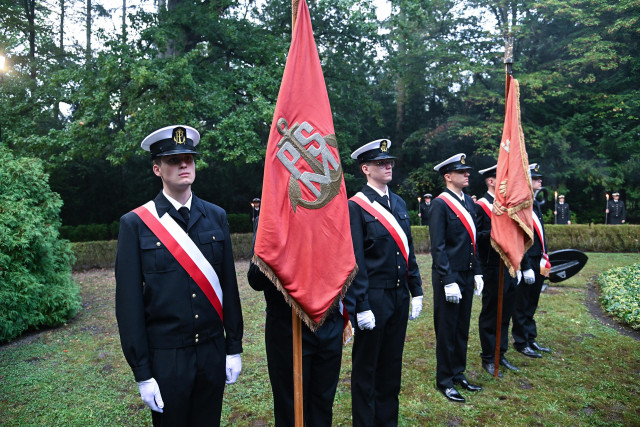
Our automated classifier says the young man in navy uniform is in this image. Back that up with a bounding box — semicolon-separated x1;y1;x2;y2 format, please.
512;163;551;358
430;153;484;402
474;165;520;377
115;125;244;426
346;139;423;426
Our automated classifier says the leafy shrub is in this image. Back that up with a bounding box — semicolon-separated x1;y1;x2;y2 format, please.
598;263;640;330
0;146;81;343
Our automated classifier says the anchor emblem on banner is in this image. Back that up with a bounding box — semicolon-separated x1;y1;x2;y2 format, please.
275;118;343;212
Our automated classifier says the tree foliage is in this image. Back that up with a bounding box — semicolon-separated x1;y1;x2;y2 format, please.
0;0;638;224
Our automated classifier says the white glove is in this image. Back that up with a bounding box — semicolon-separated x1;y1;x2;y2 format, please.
356;310;376;330
516;270;522;285
138;378;164;413
473;275;484;296
523;269;536;285
225;354;242;384
409;296;423;320
444;283;462;304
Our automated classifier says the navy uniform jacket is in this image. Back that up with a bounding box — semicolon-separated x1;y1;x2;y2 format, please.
556;203;570;224
419;202;431;226
475;192;501;267
430;189;482;284
345;185;423;319
521;200;546;271
607;199;626;224
115;192;243;382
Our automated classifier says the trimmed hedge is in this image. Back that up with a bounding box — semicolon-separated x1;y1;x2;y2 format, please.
70;225;640;271
72;234;255;271
545;224;640;253
62;214;253;242
598;263;640;330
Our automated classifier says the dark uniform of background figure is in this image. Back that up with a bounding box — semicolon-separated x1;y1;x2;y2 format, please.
346;139;423;426
247;217;343;427
607;193;626;224
512;164;549;358
474;165;520;377
115;126;243;426
250;197;261;227
419;193;432;226
430;153;483;402
556;195;571;224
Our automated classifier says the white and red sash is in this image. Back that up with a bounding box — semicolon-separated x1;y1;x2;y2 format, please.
437;192;477;254
476;197;492;218
132;201;224;321
532;212;551;276
350;192;410;265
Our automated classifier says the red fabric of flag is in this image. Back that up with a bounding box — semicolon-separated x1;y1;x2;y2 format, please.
253;0;356;330
490;76;534;276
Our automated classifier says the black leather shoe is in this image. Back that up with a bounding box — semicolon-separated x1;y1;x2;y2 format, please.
517;345;542;358
482;362;503;377
531;341;550;353
453;378;483;392
436;385;465;402
500;357;521;372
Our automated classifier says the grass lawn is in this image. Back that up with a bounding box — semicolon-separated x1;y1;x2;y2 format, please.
1;253;639;426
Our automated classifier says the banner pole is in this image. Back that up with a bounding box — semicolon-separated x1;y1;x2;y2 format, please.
291;2;303;426
292;307;303;426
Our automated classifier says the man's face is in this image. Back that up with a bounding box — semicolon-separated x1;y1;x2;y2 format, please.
446;170;469;190
153;154;196;191
532;178;542;191
363;159;394;186
425;197;431;204
614;194;619;201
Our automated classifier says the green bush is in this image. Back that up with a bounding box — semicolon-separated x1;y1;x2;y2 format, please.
598;263;640;330
0;146;81;343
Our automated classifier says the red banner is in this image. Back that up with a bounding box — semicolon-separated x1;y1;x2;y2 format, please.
490;76;534;276
253;0;356;330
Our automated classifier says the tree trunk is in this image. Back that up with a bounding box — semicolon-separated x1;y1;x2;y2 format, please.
86;0;92;61
24;0;37;79
122;0;127;45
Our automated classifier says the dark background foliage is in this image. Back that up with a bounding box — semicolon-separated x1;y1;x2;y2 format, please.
0;0;638;227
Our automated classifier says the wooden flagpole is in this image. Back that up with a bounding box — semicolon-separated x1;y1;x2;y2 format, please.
291;3;303;426
494;35;514;378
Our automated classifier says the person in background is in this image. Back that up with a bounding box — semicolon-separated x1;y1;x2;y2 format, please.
555;195;571;224
419;193;432;226
250;197;261;226
606;192;626;224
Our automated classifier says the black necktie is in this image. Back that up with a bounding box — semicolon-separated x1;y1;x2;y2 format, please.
178;206;190;229
381;195;391;211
